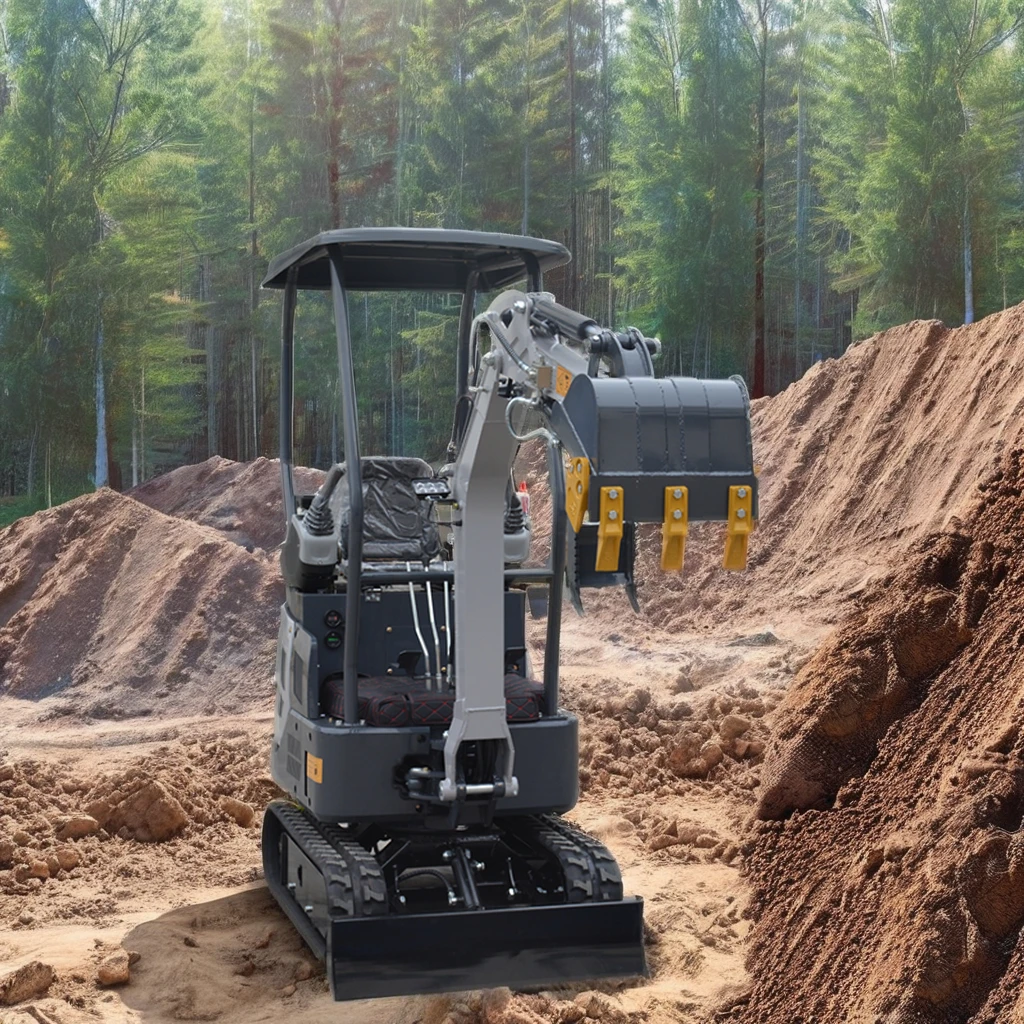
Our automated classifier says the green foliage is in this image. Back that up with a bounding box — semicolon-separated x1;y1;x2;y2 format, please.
3;0;1024;504
0;495;41;528
817;0;1024;333
615;0;754;376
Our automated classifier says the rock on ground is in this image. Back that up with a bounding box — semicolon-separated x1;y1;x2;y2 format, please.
0;961;54;1005
101;781;188;842
220;796;255;827
96;951;131;987
57;814;100;840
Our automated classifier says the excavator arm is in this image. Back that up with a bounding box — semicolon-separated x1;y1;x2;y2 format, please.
444;289;757;803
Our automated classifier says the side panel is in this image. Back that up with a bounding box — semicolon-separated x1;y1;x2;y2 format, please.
287;590;528;689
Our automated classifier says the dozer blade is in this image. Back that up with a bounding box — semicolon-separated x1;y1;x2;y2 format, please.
328;898;645;1001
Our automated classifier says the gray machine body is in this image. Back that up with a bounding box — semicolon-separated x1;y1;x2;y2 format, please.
271;699;578;822
271;582;578;822
264;230;756;823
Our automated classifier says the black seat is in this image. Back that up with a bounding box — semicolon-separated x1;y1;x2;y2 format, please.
321;674;545;727
331;456;440;563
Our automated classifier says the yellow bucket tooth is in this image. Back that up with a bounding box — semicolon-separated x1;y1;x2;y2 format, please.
661;486;688;571
595;485;624;571
723;484;753;571
565;457;590;533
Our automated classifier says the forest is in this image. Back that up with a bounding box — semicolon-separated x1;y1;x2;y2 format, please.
1;0;1023;517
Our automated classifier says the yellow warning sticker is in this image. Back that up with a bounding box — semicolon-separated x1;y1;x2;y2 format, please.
306;752;323;784
556;366;573;396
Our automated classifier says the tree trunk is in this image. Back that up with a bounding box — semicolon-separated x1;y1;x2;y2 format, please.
567;0;578;308
325;0;348;228
794;66;805;376
131;399;139;488
251;334;259;455
601;0;613;325
94;314;108;489
26;423;38;499
752;13;768;398
249;39;260;456
815;253;823;356
963;185;974;325
201;256;217;457
395;52;406;224
140;366;146;482
521;135;530;236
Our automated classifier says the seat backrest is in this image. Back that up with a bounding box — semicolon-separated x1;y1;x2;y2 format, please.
331;456;441;563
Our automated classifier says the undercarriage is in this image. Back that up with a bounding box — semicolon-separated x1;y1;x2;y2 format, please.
263;800;645;999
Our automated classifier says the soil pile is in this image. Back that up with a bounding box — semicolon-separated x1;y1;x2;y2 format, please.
0;732;273;920
0;489;280;719
132;456;324;552
740;449;1024;1023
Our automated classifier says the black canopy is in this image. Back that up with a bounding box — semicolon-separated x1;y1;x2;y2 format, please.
261;227;571;292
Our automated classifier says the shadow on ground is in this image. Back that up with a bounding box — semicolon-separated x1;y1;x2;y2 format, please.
120;886;427;1023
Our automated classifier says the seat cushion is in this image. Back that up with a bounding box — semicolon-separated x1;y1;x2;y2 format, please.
321;674;545;727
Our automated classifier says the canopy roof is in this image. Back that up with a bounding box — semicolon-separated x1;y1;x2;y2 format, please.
261;227;571;292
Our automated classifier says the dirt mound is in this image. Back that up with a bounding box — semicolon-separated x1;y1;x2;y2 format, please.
739;449;1024;1022
0;732;274;916
0;489;280;718
131;456;324;552
571;683;771;799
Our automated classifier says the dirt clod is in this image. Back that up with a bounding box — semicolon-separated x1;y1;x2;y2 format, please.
0;961;54;1005
57;815;101;840
101;781;188;842
220;796;255;828
96;951;131;986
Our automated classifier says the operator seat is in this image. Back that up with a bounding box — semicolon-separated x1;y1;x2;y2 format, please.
319;456;545;727
330;456;441;564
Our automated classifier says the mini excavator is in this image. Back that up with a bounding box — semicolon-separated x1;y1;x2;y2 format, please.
261;228;757;1001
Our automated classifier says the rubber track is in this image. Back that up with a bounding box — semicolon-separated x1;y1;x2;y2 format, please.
320;822;389;916
533;815;624;903
271;803;387;918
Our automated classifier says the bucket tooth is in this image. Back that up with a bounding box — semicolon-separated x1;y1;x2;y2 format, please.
723;484;754;571
565;457;591;533
661;485;688;571
595;486;624;571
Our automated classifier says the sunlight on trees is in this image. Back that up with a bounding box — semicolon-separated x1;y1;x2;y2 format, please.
2;0;1023;512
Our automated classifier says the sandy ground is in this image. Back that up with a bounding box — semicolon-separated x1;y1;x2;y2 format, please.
0;612;816;1024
